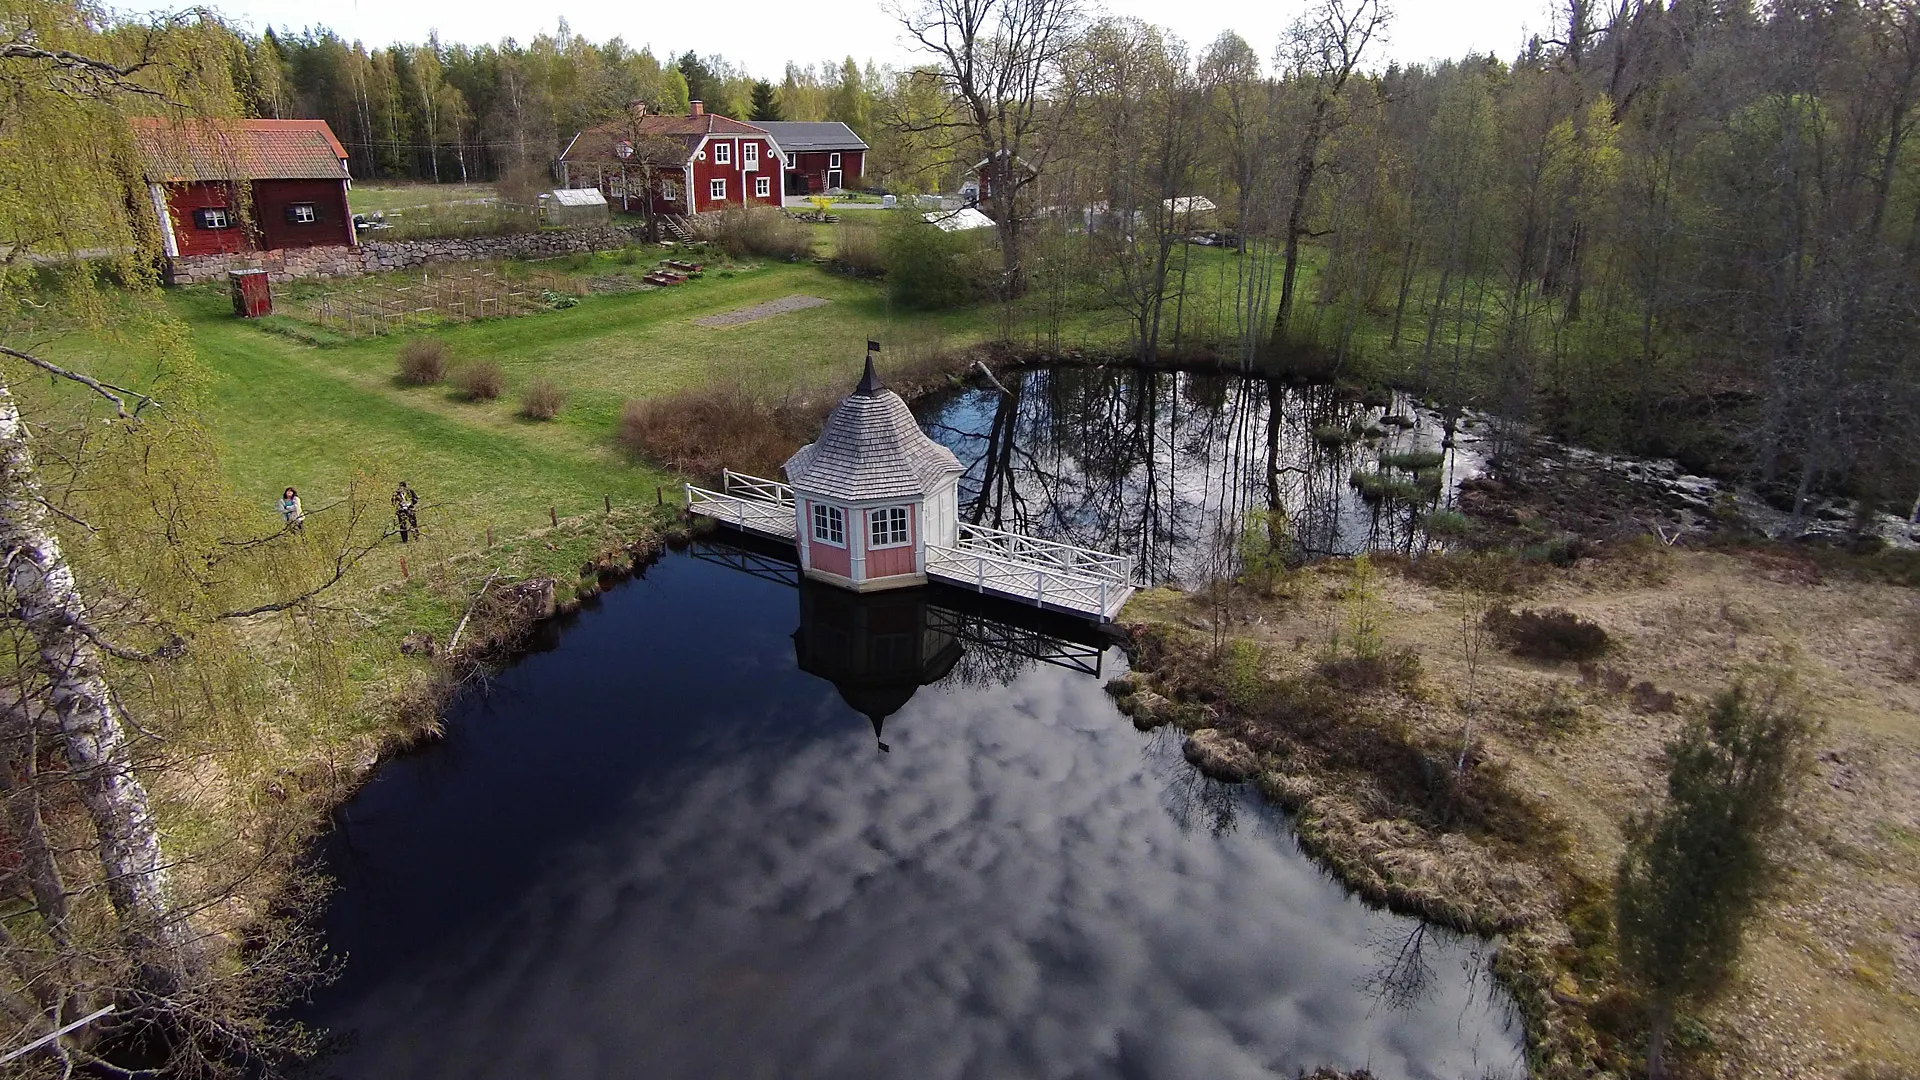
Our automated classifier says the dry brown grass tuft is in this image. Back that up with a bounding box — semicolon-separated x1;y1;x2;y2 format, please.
450;360;505;401
519;377;568;420
396;338;448;385
1487;606;1612;662
618;383;825;480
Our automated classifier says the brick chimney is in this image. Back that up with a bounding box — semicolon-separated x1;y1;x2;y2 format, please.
690;100;704;117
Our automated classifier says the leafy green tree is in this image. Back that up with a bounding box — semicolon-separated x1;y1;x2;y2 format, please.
675;49;719;109
1614;674;1818;1078
750;78;781;121
880;210;982;309
2;3;387;1070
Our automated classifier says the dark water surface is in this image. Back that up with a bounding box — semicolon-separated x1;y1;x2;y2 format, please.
302;550;1523;1080
917;367;1489;585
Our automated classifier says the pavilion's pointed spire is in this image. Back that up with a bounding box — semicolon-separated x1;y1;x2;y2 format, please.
855;352;885;396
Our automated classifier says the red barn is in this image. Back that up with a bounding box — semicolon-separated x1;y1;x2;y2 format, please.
131;118;355;262
756;122;868;198
560;101;784;217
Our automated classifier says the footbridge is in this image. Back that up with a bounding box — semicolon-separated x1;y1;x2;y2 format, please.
687;470;1136;622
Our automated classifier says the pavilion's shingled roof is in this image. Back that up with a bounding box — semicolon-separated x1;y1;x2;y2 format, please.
129;118;349;182
784;360;962;501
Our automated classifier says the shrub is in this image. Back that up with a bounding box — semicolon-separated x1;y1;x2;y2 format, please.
880;210;986;309
1380;448;1446;471
396;338;448;385
450;360;505;401
618;383;825;479
1485;606;1611;662
1318;647;1422;692
1422;509;1472;537
693;206;815;260
832;221;885;276
519;377;568;420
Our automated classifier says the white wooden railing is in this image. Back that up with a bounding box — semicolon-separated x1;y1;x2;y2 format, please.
926;542;1131;619
722;469;793;505
951;522;1134;587
685;470;796;538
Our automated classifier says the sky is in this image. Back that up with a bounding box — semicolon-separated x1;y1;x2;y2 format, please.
200;0;1553;76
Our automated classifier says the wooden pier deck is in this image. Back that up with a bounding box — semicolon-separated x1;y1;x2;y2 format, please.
686;471;1135;621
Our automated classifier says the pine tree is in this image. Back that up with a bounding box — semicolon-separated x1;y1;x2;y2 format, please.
1614;675;1817;1078
750;78;781;121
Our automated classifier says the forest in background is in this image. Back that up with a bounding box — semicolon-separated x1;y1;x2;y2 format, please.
242;2;1920;520
243;26;922;190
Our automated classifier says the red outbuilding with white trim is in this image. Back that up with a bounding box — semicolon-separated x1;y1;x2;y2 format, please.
130;118;355;267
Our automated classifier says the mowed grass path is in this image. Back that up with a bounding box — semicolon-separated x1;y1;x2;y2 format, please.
160;260;985;565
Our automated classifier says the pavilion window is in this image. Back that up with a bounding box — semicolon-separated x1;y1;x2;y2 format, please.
869;506;909;548
812;503;845;547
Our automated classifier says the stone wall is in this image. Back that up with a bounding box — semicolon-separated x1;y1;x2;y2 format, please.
165;225;649;286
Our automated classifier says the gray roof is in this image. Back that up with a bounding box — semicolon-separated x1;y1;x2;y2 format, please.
759;121;869;153
784;362;961;501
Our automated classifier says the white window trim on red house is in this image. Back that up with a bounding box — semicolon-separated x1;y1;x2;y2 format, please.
710;178;726;201
829;152;841;168
713;141;731;165
755;175;770;198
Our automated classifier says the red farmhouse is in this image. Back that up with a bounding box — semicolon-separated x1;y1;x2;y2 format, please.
756;122;867;197
131;118;355;264
560;101;783;216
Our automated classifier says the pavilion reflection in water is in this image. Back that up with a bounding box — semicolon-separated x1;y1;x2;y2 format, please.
690;536;1114;751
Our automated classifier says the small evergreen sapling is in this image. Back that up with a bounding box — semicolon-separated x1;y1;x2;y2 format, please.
1613;674;1817;1078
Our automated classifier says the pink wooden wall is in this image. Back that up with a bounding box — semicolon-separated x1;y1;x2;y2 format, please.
803;499;852;578
864;504;917;579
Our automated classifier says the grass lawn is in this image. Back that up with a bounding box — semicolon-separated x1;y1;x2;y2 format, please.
125;257;995;572
348;182;499;215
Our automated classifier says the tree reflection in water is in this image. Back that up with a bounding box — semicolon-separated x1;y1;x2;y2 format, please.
920;366;1488;586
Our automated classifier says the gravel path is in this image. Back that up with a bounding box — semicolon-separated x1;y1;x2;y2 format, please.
693;294;831;328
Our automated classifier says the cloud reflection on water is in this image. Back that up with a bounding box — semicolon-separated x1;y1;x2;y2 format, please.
315;640;1521;1080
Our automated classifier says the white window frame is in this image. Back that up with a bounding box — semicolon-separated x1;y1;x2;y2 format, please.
869;506;910;549
755;176;771;198
743;142;758;166
812;503;846;547
710;178;726;201
713;141;731;165
829;152;842;169
662;179;678;201
289;202;317;224
198;207;232;230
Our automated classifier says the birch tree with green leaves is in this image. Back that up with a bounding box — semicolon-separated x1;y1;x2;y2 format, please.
2;2;393;1072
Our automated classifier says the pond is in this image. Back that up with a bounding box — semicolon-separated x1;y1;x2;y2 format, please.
917;366;1491;586
300;546;1525;1080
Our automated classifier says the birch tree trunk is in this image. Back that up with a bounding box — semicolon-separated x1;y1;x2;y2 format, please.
0;378;185;990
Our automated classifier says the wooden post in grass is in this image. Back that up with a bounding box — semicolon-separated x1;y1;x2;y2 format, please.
656;486;663;506
605;493;612;514
486;525;493;548
550;506;558;528
400;556;409;580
